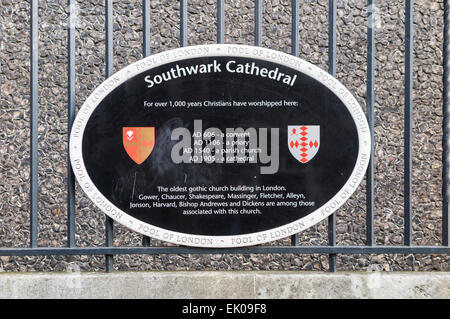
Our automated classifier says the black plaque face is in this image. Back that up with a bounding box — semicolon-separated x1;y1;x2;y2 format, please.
70;45;370;247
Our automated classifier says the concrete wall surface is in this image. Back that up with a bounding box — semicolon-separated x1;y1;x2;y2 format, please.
0;271;448;299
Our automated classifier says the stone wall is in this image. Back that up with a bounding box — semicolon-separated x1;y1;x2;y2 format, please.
0;0;448;272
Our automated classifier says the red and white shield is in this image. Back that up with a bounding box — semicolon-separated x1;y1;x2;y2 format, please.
288;126;320;164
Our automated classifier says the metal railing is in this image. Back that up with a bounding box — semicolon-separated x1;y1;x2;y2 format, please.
0;0;449;272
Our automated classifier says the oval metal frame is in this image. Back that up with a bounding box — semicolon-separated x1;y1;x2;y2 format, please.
70;44;371;248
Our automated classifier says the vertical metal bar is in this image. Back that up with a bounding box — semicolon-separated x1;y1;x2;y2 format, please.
180;0;188;47
105;216;114;271
217;0;224;44
328;0;337;272
443;0;450;246
254;0;263;46
404;0;413;246
106;1;114;77
291;0;299;57
67;0;76;247
366;0;375;246
30;0;39;248
142;235;151;247
105;0;114;272
141;0;152;248
328;0;337;76
143;0;151;57
290;0;299;247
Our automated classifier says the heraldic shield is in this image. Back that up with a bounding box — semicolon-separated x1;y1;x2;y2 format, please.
288;125;320;164
123;127;155;165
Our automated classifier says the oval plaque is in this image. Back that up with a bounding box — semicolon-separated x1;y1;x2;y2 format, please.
70;44;371;247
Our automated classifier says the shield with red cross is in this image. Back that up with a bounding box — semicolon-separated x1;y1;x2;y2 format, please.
288;125;320;164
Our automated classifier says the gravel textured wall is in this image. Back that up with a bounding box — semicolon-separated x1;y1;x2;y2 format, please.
0;0;448;272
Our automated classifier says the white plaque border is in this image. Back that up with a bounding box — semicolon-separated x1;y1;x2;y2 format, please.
70;44;371;248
